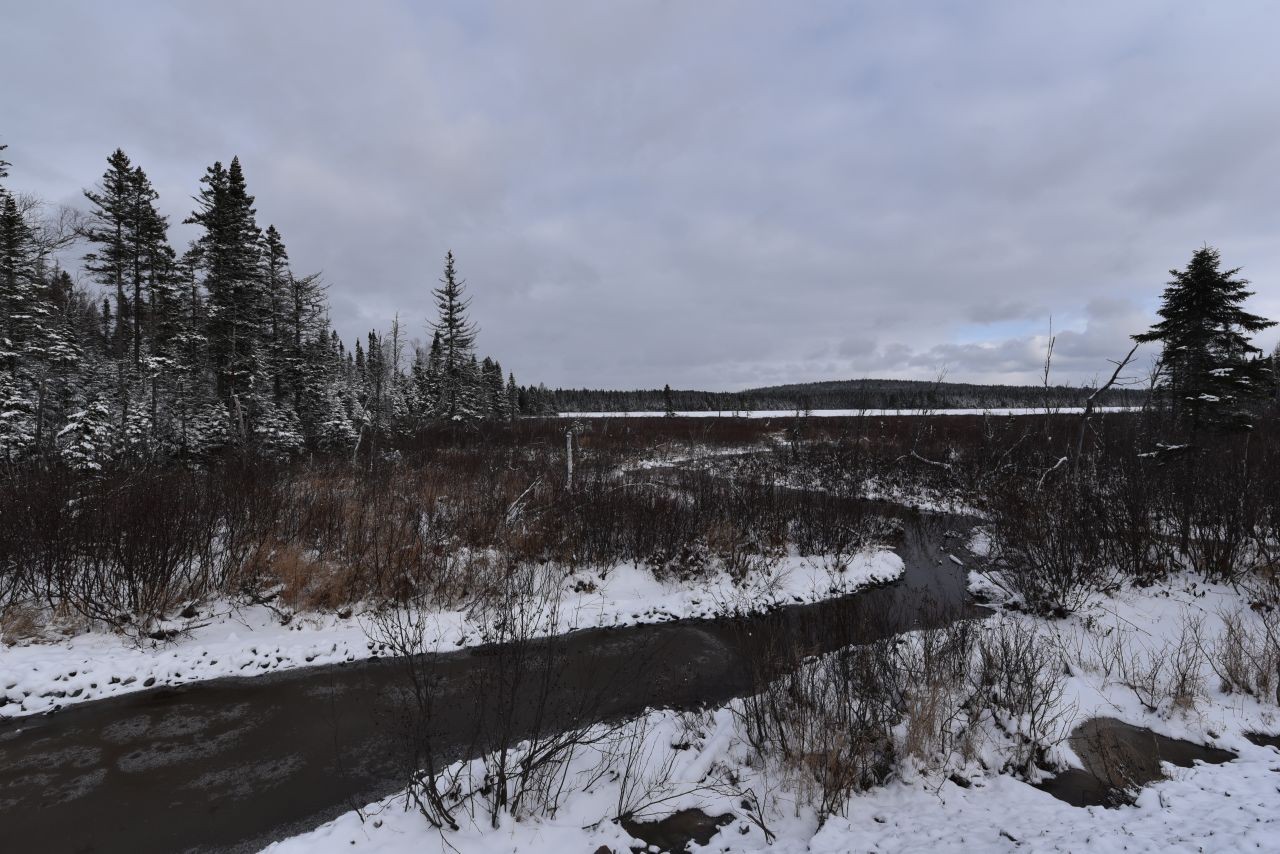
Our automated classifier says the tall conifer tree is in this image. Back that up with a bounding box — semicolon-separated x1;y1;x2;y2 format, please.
1134;246;1276;429
186;157;263;428
430;251;479;420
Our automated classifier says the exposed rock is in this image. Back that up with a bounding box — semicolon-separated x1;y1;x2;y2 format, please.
621;808;733;853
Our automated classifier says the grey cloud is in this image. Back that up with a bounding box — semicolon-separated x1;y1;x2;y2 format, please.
966;301;1043;324
3;0;1279;390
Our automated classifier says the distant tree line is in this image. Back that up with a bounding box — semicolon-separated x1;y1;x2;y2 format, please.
550;378;1147;415
0;143;555;468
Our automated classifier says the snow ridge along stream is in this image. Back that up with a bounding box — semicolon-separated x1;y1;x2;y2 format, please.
2;552;901;718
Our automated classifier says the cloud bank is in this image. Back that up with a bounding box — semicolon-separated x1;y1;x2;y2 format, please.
3;1;1278;389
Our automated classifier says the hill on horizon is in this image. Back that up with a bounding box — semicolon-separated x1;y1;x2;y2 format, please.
551;377;1143;413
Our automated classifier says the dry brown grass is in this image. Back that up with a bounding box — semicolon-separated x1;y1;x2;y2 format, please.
1210;607;1280;704
1;603;41;645
272;546;349;612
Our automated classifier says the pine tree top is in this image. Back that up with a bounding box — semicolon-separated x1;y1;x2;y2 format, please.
1134;246;1276;348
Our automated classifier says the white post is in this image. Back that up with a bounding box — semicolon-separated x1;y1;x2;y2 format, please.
565;428;574;491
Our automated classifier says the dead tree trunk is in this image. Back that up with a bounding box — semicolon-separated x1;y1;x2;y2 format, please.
1074;342;1140;471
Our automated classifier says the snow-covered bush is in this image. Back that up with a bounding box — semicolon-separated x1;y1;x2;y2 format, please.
56;398;116;471
251;397;305;460
0;377;38;461
315;389;358;450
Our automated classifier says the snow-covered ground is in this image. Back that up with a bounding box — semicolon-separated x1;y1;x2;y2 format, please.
0;550;902;719
632;442;980;517
559;406;1137;419
265;716;1279;854
265;571;1280;854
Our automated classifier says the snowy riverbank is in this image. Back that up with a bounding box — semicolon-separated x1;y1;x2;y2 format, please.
0;550;902;719
265;573;1280;854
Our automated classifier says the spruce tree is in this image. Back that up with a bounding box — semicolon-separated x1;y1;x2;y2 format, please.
129;165;181;450
429;251;479;420
506;372;519;419
480;356;504;418
0;193;36;372
0;375;36;461
286;271;326;415
82;152;174;450
365;329;384;427
56;398;117;471
1133;246;1276;429
1;189;83;457
1273;343;1280;403
261;224;289;401
124;164;165;370
0;197;39;454
419;330;444;413
384;315;411;432
83;150;136;369
186;157;264;425
409;344;430;417
1;200;79;371
0;145;535;462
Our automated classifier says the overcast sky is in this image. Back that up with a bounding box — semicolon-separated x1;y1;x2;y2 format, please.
3;1;1278;390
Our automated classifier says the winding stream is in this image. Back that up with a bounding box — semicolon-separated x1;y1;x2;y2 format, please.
0;502;984;853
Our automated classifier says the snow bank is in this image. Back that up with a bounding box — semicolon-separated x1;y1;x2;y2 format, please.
0;550;902;719
265;576;1280;854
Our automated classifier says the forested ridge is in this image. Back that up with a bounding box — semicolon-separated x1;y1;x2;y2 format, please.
552;377;1144;414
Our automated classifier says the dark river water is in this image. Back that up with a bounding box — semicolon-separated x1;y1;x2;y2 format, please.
0;502;984;853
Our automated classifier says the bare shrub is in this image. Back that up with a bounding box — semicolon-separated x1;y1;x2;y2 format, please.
1244;565;1280;610
1253;458;1280;600
0;465;76;617
896;619;982;765
1166;617;1207;709
707;519;782;585
1209;608;1280;705
971;617;1071;775
60;469;221;633
373;561;622;830
733;617;1070;824
597;714;683;823
267;546;348;612
737;639;900;822
983;474;1117;617
1104;616;1205;713
1182;455;1263;584
367;601;466;831
1094;456;1166;585
466;564;616;824
12;408;1276;640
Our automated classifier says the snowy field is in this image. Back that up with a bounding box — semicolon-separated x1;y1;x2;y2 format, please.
0;551;902;719
264;568;1280;854
559;406;1138;419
